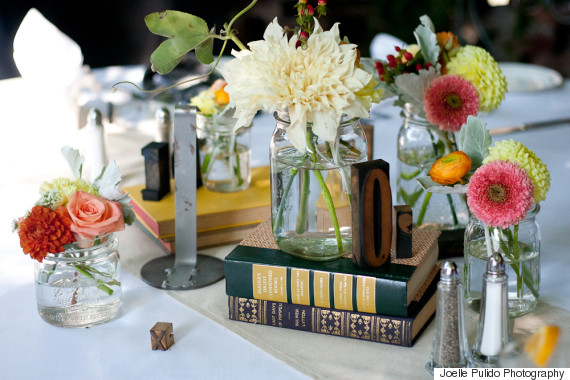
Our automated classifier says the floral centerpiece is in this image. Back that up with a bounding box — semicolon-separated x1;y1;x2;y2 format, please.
134;0;383;260
374;15;508;255
13;147;135;327
190;79;252;192
419;116;550;316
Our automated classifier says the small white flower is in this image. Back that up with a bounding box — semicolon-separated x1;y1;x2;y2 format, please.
221;18;381;152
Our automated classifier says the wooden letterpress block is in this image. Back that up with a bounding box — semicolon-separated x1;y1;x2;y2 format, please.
394;205;413;259
150;322;174;351
141;142;170;201
350;159;392;267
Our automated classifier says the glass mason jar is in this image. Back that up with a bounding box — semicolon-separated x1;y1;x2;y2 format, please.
464;204;541;318
34;233;121;327
270;110;367;261
396;103;469;256
196;111;252;193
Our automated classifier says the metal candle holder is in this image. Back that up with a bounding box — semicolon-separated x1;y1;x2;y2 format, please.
140;105;224;290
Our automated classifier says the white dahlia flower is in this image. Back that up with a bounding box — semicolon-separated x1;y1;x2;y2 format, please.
221;18;382;152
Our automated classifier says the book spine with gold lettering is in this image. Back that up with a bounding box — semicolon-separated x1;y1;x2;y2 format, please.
225;246;418;317
227;290;434;347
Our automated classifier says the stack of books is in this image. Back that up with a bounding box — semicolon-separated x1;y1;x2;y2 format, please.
224;219;441;347
123;166;271;252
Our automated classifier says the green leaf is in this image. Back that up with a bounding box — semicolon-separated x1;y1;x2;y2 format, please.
458;116;492;171
145;10;212;75
61;146;84;179
195;36;214;65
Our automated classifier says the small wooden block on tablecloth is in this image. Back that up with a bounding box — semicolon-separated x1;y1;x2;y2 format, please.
150;322;174;351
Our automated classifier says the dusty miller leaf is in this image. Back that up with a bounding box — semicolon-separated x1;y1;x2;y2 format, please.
416;176;468;194
61;146;84;179
92;161;122;201
458;116;492;171
145;10;213;74
413;15;439;65
393;65;439;115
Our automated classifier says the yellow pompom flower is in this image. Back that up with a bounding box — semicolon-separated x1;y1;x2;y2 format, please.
40;177;98;206
483;139;550;203
446;46;507;112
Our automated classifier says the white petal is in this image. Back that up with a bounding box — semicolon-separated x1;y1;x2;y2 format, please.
310;111;341;142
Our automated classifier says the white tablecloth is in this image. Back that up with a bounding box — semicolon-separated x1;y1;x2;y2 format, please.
0;67;569;379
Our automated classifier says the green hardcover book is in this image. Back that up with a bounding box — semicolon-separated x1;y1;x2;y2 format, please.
228;265;439;347
224;220;440;317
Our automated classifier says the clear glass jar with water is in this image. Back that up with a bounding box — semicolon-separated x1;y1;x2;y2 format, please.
196;111;252;193
464;204;541;317
270;110;367;261
34;233;121;327
397;103;469;256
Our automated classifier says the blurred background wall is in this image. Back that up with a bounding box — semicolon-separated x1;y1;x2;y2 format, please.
1;0;569;79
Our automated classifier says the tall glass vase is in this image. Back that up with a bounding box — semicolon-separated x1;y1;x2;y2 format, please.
396;104;469;257
270;110;367;261
464;204;541;317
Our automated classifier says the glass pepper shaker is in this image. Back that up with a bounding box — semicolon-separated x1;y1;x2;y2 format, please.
472;251;510;367
426;261;470;374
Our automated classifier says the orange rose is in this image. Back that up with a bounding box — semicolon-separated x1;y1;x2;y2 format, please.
67;191;125;239
429;151;472;185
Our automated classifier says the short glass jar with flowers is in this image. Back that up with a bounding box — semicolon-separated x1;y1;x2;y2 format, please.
375;16;507;256
417;118;550;317
191;79;252;192
13;147;135;327
464;139;550;317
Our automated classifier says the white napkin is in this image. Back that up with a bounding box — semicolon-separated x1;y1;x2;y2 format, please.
369;33;407;60
13;8;86;92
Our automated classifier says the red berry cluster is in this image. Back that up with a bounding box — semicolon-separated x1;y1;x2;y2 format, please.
294;0;328;47
375;46;433;85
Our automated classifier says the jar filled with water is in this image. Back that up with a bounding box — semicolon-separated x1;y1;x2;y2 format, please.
270;110;367;261
34;233;121;327
464;204;541;318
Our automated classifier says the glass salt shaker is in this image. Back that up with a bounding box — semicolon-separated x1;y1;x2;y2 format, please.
426;261;470;374
472;252;510;367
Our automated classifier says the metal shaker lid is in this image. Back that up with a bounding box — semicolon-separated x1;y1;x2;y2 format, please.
440;261;459;284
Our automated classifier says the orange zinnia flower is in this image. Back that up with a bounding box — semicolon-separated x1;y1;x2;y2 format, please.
18;205;76;262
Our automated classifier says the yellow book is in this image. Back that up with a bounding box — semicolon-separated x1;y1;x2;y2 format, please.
124;166;271;239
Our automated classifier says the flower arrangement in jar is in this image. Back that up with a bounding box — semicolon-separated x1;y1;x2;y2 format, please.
374;15;508;254
418;116;551;316
12;147;135;327
117;0;384;260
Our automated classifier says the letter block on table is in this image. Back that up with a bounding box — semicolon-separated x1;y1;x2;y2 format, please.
350;159;392;267
394;205;413;259
150;322;174;351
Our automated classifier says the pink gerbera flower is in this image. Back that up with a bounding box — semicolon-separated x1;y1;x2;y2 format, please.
467;160;534;228
424;75;479;132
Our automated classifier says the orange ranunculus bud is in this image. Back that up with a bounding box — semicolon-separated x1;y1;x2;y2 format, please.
429;151;472;185
436;32;460;52
214;85;230;106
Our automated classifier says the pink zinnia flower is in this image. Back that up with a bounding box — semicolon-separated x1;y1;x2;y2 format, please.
467;160;534;228
424;75;479;132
